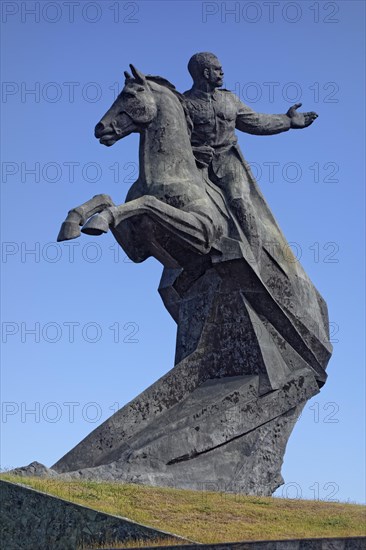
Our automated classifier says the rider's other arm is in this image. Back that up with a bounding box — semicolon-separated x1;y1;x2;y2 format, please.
234;96;291;136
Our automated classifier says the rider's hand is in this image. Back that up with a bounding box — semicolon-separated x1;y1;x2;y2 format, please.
287;103;318;129
192;145;215;167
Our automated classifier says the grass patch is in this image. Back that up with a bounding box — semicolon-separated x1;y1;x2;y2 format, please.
1;474;365;545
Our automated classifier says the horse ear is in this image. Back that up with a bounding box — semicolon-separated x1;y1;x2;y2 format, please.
124;70;133;80
130;64;146;84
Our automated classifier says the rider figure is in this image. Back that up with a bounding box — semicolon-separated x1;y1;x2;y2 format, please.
184;52;318;259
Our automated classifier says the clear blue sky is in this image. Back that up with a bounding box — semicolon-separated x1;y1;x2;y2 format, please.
1;1;365;504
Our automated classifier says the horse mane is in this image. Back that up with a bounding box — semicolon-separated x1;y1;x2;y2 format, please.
146;74;176;89
146;75;193;134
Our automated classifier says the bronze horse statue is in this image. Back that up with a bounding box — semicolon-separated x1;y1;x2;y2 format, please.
58;65;232;267
55;64;332;493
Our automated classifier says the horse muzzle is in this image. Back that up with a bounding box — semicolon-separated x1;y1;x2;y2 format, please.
94;122;116;146
94;121;108;138
95;114;135;146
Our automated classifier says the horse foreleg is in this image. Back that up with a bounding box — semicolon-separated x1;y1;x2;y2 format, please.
57;194;115;242
81;196;213;255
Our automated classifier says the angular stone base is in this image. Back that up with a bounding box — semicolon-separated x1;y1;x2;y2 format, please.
13;369;317;496
51;370;314;495
11;237;330;495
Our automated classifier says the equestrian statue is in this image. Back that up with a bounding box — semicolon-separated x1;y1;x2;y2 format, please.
53;55;332;495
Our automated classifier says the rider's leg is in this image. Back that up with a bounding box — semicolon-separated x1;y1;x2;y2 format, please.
210;156;262;262
229;196;261;261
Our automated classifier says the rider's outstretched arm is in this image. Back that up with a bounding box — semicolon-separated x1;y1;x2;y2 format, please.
235;96;317;135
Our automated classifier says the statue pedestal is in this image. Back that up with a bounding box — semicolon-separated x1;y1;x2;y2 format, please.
47;244;325;495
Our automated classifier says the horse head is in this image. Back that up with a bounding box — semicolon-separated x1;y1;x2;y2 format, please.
94;65;157;147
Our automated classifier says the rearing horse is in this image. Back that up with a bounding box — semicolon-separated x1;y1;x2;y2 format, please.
58;64;233;268
58;63;331;390
53;64;332;482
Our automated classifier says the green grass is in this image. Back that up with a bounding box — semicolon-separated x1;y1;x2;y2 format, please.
2;474;365;546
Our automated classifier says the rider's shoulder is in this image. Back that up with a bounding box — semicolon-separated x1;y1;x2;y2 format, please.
216;88;239;103
217;88;238;98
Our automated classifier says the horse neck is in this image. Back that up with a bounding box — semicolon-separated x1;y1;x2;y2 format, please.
139;91;198;185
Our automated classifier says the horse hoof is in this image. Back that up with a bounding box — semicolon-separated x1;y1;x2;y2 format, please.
81;214;110;236
57;221;81;242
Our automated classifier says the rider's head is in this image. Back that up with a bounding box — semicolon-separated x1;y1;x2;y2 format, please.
188;52;224;89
